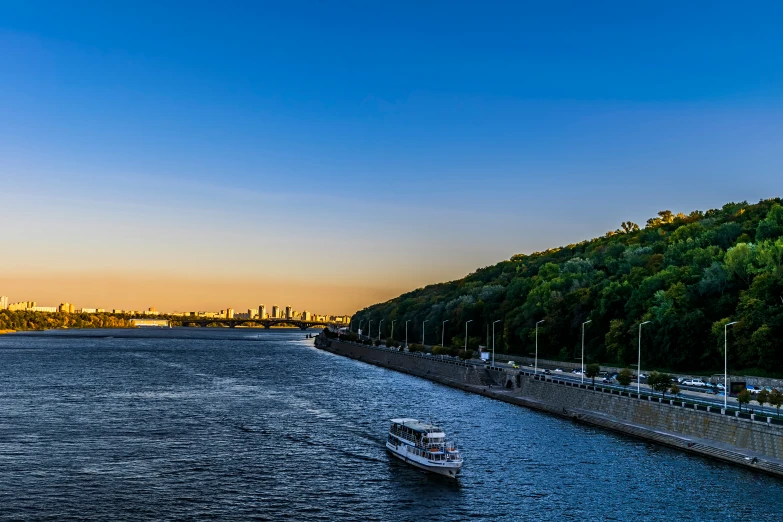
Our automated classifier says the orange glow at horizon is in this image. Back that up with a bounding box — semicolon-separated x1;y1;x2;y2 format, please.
0;272;411;316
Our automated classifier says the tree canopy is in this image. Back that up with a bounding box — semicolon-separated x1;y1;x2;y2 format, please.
353;198;783;374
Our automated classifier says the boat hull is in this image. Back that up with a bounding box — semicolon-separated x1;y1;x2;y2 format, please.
386;443;462;478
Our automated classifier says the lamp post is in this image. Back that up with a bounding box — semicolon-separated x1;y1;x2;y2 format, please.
422;320;428;346
441;320;449;348
492;320;501;367
405;320;410;348
368;320;373;340
358;320;363;337
724;321;738;411
637;320;651;393
390;320;395;342
581;320;592;384
378;319;384;341
535;319;545;375
464;320;473;354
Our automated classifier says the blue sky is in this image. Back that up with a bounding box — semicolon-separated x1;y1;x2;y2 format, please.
2;1;782;313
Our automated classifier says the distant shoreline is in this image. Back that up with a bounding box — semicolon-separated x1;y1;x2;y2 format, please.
0;329;15;335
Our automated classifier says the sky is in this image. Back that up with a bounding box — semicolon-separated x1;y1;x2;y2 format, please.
2;1;783;314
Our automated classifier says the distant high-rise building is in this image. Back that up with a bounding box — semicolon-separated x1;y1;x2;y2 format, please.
302;311;311;321
0;296;7;310
247;308;258;318
258;305;266;319
226;308;234;319
59;303;73;313
272;305;280;319
285;306;292;319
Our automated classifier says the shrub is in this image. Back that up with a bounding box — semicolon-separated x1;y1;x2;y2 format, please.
432;345;451;356
408;343;426;353
458;349;474;360
338;332;359;342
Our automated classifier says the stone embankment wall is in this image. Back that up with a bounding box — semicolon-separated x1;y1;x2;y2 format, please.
318;337;486;386
519;377;783;457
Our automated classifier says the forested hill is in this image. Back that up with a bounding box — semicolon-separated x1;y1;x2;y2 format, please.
352;198;783;374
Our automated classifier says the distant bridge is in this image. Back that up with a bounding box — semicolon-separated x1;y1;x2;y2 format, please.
176;317;344;330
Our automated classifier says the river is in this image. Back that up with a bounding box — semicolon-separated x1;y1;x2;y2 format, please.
0;328;781;521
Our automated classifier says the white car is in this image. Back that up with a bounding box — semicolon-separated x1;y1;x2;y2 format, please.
682;379;705;387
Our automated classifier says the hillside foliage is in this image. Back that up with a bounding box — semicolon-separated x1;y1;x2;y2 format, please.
353;199;783;373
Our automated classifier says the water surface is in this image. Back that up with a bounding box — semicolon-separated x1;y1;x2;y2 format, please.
0;329;781;521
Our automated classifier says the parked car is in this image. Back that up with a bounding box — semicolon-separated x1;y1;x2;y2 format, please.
507;361;519;369
601;377;614;384
745;385;759;395
542;369;552;375
554;368;563;372
716;383;725;390
681;379;703;387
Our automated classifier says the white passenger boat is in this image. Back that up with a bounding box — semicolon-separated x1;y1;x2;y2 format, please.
386;418;463;478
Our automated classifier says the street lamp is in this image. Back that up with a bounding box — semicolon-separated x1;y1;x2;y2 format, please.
441;320;449;348
637;320;651;393
725;321;738;411
368;320;373;340
535;320;545;375
358;320;363;337
581;320;592;384
492;320;501;367
390;320;395;342
405;320;410;348
378;319;384;341
422;320;428;345
464;320;473;354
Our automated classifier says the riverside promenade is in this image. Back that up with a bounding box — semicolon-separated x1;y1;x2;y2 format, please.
315;333;783;479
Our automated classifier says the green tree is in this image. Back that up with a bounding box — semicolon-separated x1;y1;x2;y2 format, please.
617;368;633;389
737;389;752;412
756;204;783;240
586;363;601;386
648;372;672;398
725;243;757;286
770;389;783;417
670;382;680;397
757;388;770;415
620;221;640;233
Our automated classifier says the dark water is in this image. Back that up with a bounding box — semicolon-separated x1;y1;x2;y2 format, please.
1;329;782;521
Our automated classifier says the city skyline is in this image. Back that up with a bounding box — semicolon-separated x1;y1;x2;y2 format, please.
3;2;783;312
0;292;350;320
